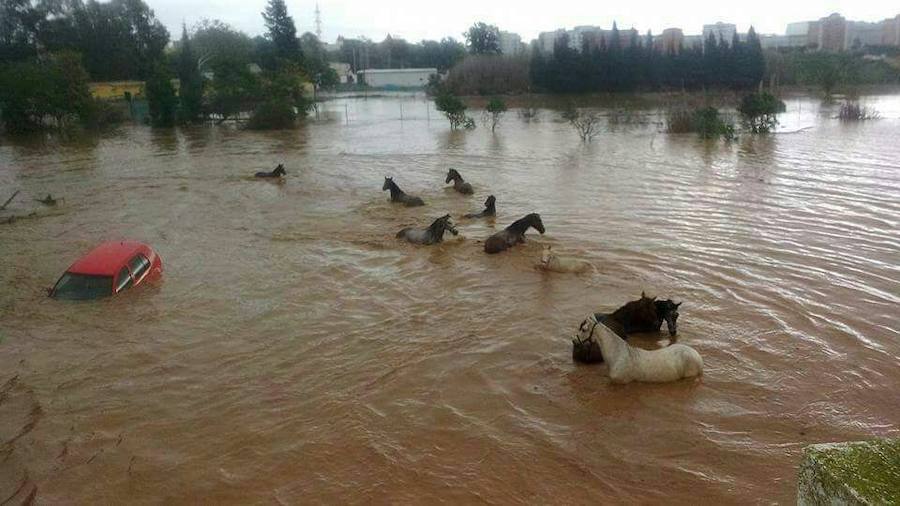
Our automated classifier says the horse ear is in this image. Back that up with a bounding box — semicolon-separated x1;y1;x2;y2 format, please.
641;291;647;299
675;302;682;308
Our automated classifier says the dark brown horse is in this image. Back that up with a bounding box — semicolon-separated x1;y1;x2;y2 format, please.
445;169;473;194
484;213;544;254
463;195;496;218
572;292;682;363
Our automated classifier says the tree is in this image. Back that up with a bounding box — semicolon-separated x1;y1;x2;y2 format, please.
262;0;301;63
484;97;507;132
192;19;254;71
300;32;338;89
145;67;177;127
176;24;204;123
738;91;785;133
0;51;96;132
561;105;601;142
434;92;474;129
464;22;500;55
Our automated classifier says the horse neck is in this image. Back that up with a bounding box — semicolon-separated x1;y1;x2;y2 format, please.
594;322;628;362
427;222;445;241
388;182;404;199
506;216;533;234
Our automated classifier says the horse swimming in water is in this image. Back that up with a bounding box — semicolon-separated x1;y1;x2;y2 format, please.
484;213;545;254
539;245;592;273
383;177;425;207
573;314;702;384
572;292;683;364
445;169;474;195
255;164;286;178
463;195;496;219
396;214;459;245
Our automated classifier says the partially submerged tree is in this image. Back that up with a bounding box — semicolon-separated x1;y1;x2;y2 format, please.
561;105;601;142
435;93;475;130
484;98;507;132
738;92;785;133
176;24;205;124
145;67;178;127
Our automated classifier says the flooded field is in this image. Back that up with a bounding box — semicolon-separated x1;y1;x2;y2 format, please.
1;93;899;504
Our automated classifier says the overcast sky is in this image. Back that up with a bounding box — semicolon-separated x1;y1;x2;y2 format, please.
150;0;898;43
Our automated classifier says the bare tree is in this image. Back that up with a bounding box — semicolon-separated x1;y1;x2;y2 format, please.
562;106;601;142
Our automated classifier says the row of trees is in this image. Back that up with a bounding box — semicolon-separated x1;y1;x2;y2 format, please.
330;35;466;73
531;25;767;93
0;0;328;132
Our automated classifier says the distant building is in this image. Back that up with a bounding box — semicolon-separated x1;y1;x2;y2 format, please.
819;13;847;51
657;28;684;54
537;29;566;53
498;31;525;55
847;20;883;48
357;68;436;88
884;15;900;46
702;22;737;45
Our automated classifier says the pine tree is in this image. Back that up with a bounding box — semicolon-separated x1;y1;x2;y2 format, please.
176;24;204;123
745;26;765;89
262;0;301;63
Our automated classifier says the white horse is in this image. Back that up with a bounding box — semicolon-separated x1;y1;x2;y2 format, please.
539;245;592;273
574;314;703;384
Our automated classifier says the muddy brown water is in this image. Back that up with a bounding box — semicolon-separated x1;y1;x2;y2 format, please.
1;94;899;504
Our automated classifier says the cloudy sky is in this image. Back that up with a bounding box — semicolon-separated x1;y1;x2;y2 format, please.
149;0;898;42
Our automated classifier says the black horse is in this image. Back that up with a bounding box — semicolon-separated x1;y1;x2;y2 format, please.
463;195;496;219
572;292;683;364
255;164;286;178
397;214;459;244
383;177;425;207
484;213;544;254
445;169;473;195
35;194;58;206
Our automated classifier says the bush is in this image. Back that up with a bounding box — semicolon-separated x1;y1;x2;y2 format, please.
837;101;880;121
666;106;735;140
738;92;785;133
246;99;296;129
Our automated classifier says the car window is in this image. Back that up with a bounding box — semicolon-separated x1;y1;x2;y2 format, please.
52;273;113;300
128;254;151;281
115;266;133;293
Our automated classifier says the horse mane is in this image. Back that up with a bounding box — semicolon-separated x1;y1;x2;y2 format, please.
506;213;539;234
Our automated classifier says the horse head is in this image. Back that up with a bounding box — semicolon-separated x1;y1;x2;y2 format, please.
484;195;496;209
654;299;682;336
445;169;460;184
529;213;546;234
430;214;458;238
382;177;393;191
273;164;286;176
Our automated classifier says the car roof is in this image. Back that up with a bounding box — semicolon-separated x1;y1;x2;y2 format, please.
67;241;153;276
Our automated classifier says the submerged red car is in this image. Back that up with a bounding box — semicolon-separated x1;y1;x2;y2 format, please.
50;241;163;300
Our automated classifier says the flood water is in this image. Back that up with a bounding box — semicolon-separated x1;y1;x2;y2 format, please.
1;93;899;504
